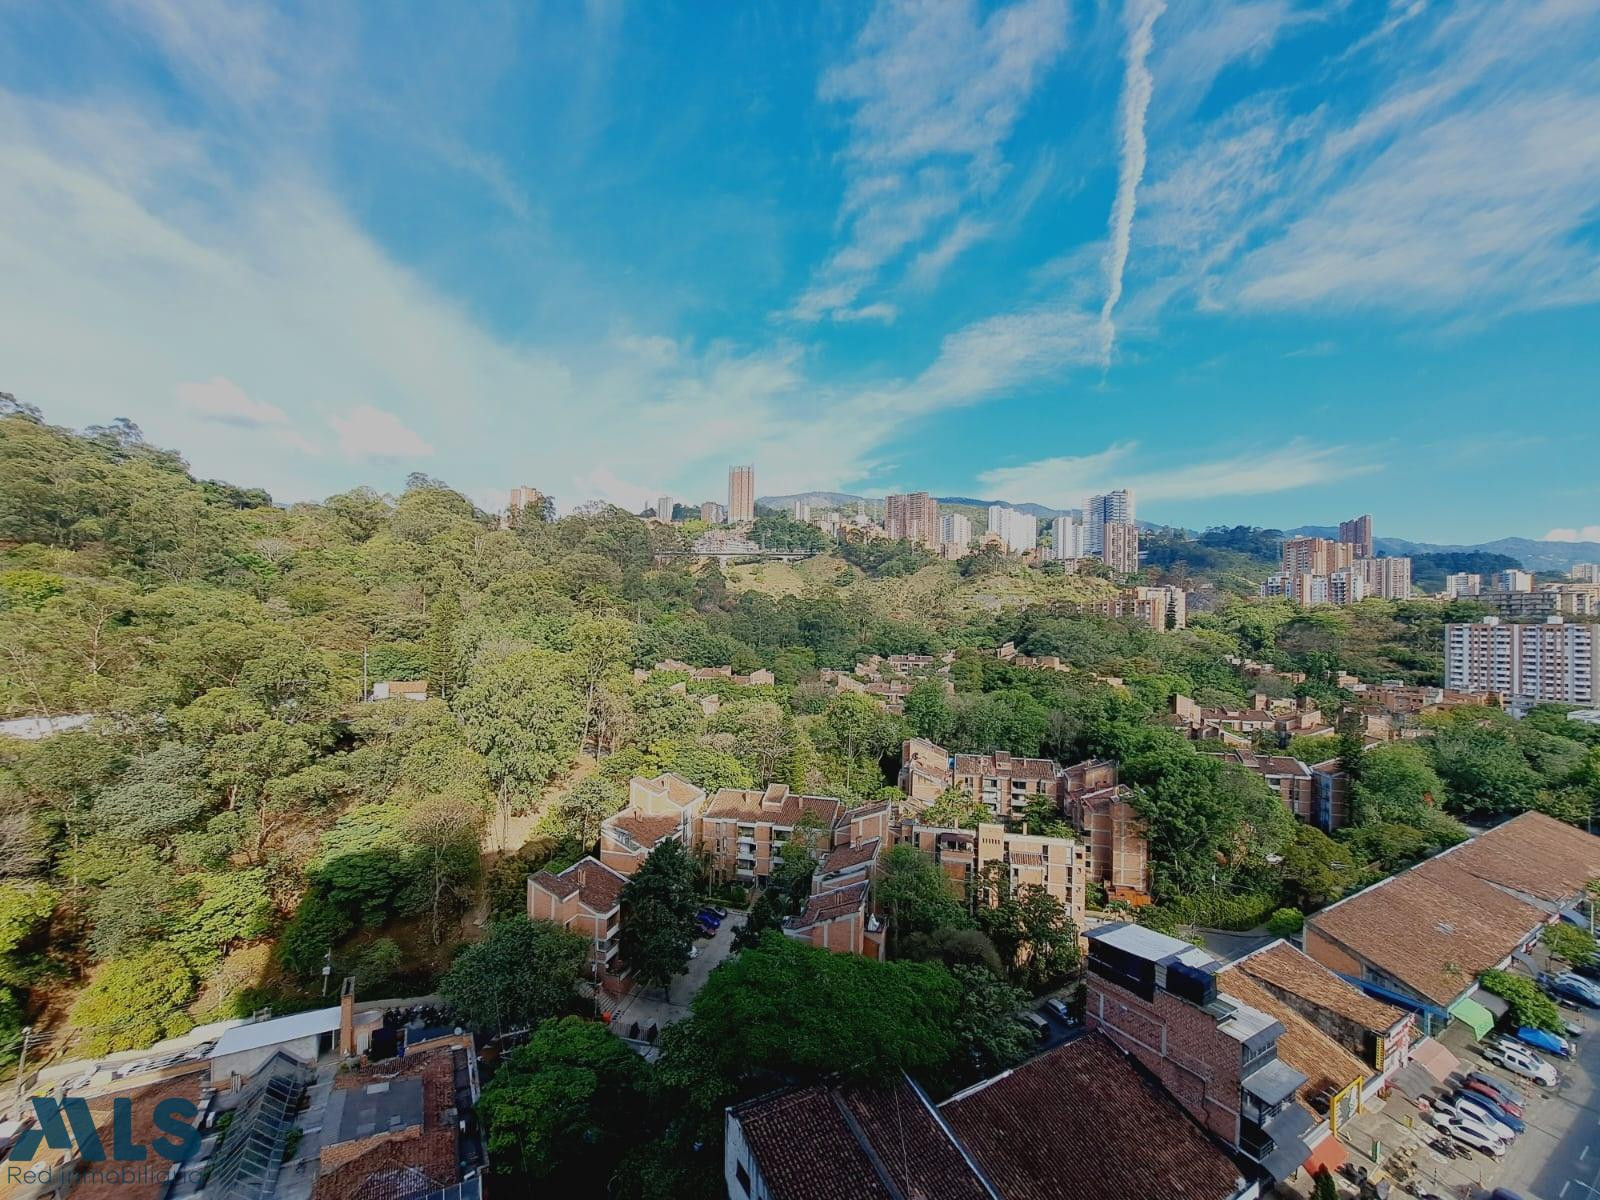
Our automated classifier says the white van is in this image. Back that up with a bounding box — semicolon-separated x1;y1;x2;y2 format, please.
1483;1039;1559;1087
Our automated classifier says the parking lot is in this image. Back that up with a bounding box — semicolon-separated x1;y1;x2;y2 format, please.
1328;1013;1596;1200
609;910;746;1044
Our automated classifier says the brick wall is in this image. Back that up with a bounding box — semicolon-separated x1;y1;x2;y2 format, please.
1085;974;1242;1147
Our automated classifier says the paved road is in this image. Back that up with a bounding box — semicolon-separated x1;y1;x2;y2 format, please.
1497;1009;1600;1200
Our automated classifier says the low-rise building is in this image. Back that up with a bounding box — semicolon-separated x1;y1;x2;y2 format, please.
527;858;629;984
312;1035;483;1200
952;750;1060;818
701;784;842;886
1304;811;1600;1035
1230;940;1414;1098
1224;752;1317;824
1084;923;1316;1186
367;679;428;702
724;1035;1259;1200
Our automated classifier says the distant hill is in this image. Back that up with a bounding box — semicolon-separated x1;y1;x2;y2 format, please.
758;491;869;510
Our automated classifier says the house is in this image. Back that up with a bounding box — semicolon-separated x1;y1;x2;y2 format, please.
1230;940;1414;1099
724;1035;1258;1200
527;858;629;986
1303;811;1600;1035
209;978;378;1084
700;784;842;885
1084;923;1316;1186
783;880;883;959
311;1036;483;1200
1168;695;1333;745
367;680;428;702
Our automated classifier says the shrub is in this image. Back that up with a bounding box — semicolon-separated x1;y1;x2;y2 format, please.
1265;908;1305;937
1479;969;1563;1034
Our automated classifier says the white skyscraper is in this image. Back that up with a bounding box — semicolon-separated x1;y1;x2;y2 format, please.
1085;490;1135;555
1050;516;1085;561
987;505;1038;554
939;511;972;558
656;494;675;522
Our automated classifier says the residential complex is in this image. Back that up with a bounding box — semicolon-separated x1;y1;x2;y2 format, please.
939;509;972;559
1572;562;1600;583
1085;488;1135;555
1355;555;1412;599
1048;513;1085;560
700;499;727;524
885;490;940;546
1444;615;1599;705
655;493;675;522
1444;572;1482;597
727;464;755;523
1101;519;1140;575
1281;536;1354;576
902;737;1151;899
791;499;809;522
1260;567;1366;607
1339;513;1374;558
1491;568;1534;592
986;504;1037;553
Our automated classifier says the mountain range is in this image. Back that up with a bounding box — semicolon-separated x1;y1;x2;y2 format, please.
757;494;1600;572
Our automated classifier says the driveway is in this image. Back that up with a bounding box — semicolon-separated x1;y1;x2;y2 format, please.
611;912;746;1044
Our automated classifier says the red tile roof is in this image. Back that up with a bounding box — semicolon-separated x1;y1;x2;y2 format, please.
819;839;881;876
313;1046;465;1200
71;1074;207;1200
787;881;871;930
954;753;1058;781
940;1034;1246;1200
1233;941;1407;1035
703;786;842;828
731;1076;991;1200
529;856;628;913
607;813;681;848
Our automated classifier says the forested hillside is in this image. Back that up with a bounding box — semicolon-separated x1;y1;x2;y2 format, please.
2;403;1597;1108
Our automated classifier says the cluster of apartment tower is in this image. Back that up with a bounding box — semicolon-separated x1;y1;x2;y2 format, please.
1258;517;1415;606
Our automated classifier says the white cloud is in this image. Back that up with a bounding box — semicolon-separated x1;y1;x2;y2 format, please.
1544;526;1600;543
978;438;1379;508
329;405;434;461
1098;0;1165;362
1134;0;1600;321
176;376;286;426
788;0;1069;321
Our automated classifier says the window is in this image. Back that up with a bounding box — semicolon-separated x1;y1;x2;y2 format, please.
735;1161;751;1195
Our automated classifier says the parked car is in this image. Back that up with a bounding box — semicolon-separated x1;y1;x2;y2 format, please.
1483;1040;1559;1087
1573;960;1600;984
707;905;729;919
695;909;723;928
1044;998;1071;1021
1016;1012;1049;1040
694;921;716;938
1439;1094;1517;1141
1544;972;1600;1008
1428;1112;1507;1158
1513;1025;1572;1058
1452;1089;1525;1133
1463;1072;1526;1116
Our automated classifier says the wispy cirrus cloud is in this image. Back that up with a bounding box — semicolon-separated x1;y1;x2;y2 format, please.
977;438;1379;508
1098;0;1165;363
786;0;1069;322
1134;0;1600;322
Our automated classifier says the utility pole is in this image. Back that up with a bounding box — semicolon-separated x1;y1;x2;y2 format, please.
361;645;369;702
14;1027;31;1100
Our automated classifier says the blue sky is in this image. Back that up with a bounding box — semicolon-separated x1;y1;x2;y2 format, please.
2;0;1598;543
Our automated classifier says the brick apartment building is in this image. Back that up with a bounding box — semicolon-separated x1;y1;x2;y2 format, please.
526;857;630;984
700;784;844;886
1085;923;1316;1186
885;491;940;546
